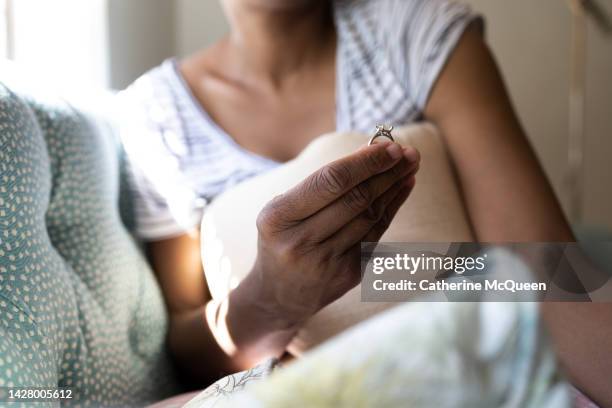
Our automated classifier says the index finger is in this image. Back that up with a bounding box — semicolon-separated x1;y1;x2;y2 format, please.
277;142;412;221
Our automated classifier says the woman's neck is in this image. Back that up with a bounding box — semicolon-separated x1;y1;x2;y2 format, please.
221;0;336;89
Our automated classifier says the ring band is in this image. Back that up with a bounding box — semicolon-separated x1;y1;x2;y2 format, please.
368;125;395;146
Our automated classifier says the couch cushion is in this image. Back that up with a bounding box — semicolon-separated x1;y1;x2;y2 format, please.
0;82;178;406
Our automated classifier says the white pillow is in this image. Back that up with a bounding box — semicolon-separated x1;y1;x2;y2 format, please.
201;124;473;355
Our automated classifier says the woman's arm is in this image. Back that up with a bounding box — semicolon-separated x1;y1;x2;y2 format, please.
424;24;574;242
425;25;612;406
146;234;241;386
147;233;307;386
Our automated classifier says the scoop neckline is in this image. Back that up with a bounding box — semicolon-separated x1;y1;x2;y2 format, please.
167;58;281;166
166;39;341;166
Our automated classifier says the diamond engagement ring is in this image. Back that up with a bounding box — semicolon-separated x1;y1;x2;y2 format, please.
368;125;395;145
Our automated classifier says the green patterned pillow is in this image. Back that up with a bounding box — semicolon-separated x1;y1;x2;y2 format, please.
0;82;179;406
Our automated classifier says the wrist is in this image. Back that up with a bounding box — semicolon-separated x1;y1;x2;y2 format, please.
215;272;300;365
230;269;303;333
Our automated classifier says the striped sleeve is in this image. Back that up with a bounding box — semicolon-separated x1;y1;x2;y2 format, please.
117;68;205;241
382;0;484;110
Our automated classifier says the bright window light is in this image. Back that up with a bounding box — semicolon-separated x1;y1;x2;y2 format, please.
0;0;8;59
10;0;110;90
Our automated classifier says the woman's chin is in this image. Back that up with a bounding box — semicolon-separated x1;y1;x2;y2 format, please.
239;0;327;11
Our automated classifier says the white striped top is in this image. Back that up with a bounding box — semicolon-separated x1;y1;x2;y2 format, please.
118;0;481;240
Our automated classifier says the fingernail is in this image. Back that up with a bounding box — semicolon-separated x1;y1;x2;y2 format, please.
386;143;403;160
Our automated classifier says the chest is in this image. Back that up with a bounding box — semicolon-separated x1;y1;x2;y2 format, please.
186;73;336;164
219;90;337;163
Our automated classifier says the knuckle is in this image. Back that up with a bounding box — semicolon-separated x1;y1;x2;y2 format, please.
291;228;314;249
318;249;335;265
343;184;371;212
276;245;296;264
256;210;273;236
276;240;304;264
318;163;351;196
257;197;283;235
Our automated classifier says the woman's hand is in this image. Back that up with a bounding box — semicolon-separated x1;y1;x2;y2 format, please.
251;141;419;326
221;141;419;365
154;141;419;379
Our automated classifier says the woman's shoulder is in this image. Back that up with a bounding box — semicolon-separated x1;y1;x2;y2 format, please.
116;58;193;139
119;59;181;109
334;0;480;109
334;0;474;17
334;0;477;42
